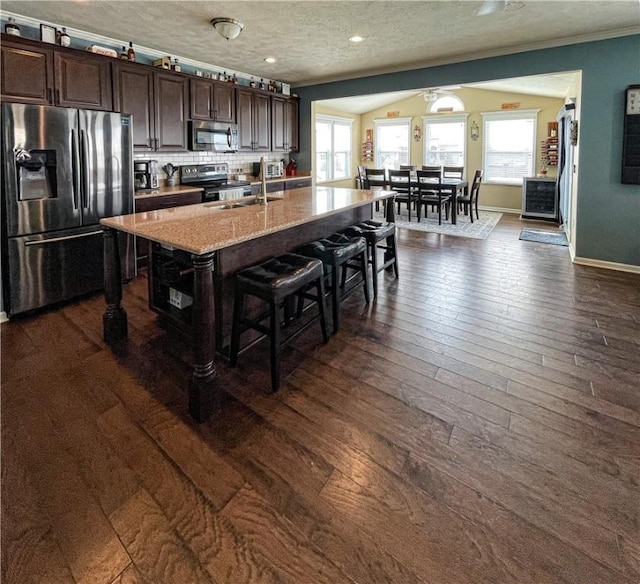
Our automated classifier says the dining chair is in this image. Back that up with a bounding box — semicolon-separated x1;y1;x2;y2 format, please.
365;168;387;212
400;164;417;171
443;165;464;179
415;169;451;225
457;169;483;223
421;165;442;174
356;165;368;189
388;169;416;221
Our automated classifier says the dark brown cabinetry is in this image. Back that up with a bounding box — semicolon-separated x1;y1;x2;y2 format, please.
237;87;271;151
135;191;203;266
190;78;235;122
271;95;299;152
114;62;188;152
1;36;112;110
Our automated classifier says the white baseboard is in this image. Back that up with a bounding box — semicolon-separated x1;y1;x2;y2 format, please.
573;256;640;274
0;311;8;324
479;205;520;214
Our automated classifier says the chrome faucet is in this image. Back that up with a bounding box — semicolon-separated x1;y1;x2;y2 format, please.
256;156;268;205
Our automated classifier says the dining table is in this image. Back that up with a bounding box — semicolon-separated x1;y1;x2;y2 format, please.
409;175;468;225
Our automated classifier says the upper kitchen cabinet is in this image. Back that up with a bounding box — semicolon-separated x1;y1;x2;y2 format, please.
1;36;112;110
271;95;299;152
114;62;188;152
236;87;271;151
190;78;235;122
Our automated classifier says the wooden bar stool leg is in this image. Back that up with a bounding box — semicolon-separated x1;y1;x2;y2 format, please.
316;279;329;343
370;240;379;298
331;267;340;334
269;300;282;392
229;286;244;367
360;250;370;304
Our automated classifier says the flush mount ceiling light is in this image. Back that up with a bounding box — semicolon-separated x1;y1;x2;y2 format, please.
264;57;277;63
210;17;244;41
349;35;365;43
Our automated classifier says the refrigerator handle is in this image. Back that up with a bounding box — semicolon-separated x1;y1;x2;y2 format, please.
70;129;80;209
79;129;90;208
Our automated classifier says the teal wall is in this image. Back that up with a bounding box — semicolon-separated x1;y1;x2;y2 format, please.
296;35;640;267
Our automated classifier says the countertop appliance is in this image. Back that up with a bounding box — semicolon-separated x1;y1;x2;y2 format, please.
134;159;158;190
1;103;135;316
252;160;284;179
189;120;238;152
180;163;251;201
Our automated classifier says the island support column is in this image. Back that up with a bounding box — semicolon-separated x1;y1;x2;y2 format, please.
103;227;128;345
189;252;219;422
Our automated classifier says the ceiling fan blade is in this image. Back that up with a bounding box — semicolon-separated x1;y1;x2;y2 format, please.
477;0;505;16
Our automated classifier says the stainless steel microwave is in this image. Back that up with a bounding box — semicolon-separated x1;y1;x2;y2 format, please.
190;121;238;152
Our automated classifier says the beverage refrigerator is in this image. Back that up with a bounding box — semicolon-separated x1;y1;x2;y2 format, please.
1;103;135;316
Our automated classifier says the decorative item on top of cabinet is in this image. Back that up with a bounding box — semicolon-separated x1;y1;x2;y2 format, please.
1;35;113;109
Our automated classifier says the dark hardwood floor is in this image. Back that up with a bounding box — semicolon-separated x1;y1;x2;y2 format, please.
2;213;639;584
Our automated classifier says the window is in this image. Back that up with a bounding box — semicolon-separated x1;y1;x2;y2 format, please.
428;95;464;113
482;110;539;185
374;117;411;169
423;114;468;167
315;115;353;182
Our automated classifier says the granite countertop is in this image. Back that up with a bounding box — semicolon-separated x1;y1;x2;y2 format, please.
102;186;394;256
134;185;204;199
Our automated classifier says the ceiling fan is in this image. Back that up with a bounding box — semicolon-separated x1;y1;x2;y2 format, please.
423;86;461;107
477;0;524;16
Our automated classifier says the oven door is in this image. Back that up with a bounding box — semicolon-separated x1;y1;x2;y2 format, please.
202;186;249;202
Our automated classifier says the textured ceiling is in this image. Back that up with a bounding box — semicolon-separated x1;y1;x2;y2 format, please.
2;1;639;87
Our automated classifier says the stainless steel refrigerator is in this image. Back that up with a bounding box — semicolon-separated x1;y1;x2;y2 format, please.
2;103;135;316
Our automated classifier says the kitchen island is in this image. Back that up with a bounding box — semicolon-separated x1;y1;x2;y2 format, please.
101;186;395;421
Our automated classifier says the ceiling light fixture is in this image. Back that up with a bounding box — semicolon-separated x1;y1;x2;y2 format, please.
349;35;365;43
264;57;277;63
210;17;244;41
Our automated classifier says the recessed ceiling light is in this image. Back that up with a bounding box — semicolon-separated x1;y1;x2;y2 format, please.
349;35;365;43
264;57;277;63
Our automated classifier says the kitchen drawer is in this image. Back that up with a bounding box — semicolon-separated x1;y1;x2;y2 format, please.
285;177;311;190
135;191;202;213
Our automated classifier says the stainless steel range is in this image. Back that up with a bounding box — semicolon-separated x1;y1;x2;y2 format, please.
181;163;252;202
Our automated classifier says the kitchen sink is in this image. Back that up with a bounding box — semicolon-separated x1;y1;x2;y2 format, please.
204;196;280;210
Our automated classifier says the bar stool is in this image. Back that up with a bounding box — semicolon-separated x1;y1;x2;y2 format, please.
229;253;329;392
297;233;369;334
344;220;398;297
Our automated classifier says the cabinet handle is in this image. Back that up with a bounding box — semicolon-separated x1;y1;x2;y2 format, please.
48;88;53;103
56;88;60;104
213;109;217;120
155;138;159;150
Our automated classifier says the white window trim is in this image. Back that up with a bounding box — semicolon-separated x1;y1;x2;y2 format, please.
428;95;465;113
481;109;540;186
373;116;412;168
316;114;354;183
422;113;469;170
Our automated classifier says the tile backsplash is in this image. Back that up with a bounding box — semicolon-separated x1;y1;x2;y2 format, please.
134;151;291;181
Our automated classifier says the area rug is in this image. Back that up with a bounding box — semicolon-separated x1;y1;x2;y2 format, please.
374;209;502;240
519;228;568;246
